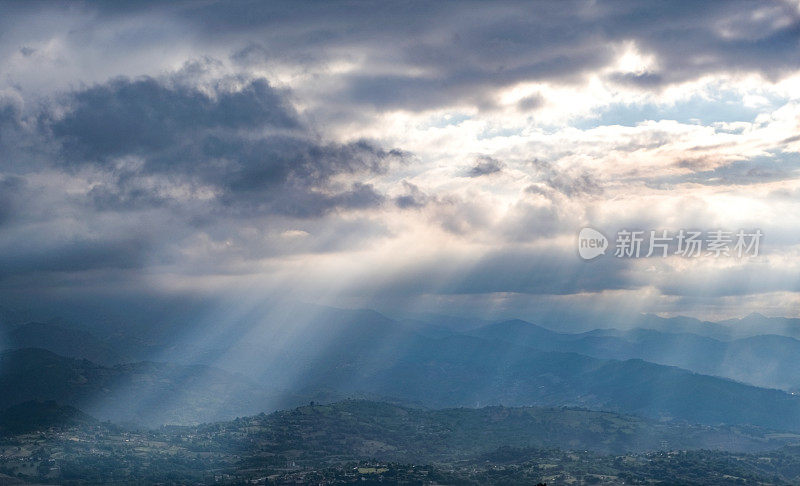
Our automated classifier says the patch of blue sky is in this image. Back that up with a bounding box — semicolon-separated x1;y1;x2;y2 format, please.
573;92;788;129
421;113;472;129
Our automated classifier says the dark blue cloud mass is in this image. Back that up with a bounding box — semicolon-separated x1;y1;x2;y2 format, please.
47;75;406;218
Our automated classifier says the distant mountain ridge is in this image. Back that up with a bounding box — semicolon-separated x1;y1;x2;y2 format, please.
3;304;800;431
1;322;128;365
472;319;800;390
291;331;800;432
5;335;800;432
499;311;800;340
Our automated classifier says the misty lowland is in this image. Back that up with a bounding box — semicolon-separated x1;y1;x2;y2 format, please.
4;0;800;484
5;305;800;484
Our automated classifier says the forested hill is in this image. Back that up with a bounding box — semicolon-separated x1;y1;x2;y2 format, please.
3;400;800;484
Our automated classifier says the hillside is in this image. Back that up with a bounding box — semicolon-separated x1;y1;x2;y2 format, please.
3;400;800;484
217;400;797;458
0;348;274;426
0;400;96;434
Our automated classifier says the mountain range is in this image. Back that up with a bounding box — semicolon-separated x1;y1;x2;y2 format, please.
2;305;800;431
471;319;800;391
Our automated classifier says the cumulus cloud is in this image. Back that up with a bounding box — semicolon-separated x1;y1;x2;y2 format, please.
46;75;406;218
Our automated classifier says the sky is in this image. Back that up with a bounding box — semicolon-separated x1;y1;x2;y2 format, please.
1;0;799;322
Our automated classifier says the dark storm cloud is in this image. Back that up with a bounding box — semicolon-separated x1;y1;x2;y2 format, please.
338;45;606;111
53;77;299;161
152;0;800;110
0;175;25;227
4;1;798;114
8;1;787;112
619;2;800;84
48;75;406;218
0;70;409;290
0;102;19;126
466;155;504;177
87;178;169;212
0;101;22;150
